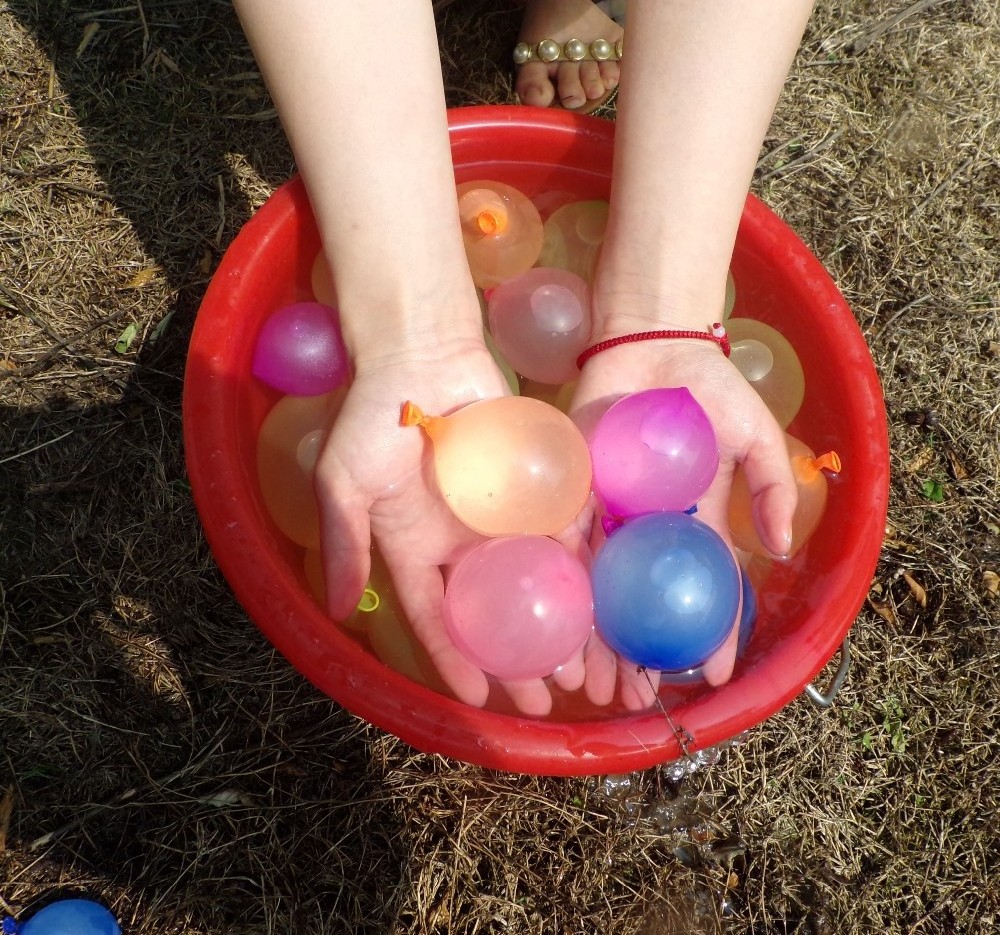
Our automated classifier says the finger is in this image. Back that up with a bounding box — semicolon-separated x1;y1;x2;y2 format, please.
701;616;740;687
741;425;798;558
315;467;374;621
619;665;660;711
501;678;553;717
583;632;619;707
385;554;490;708
550;646;587;692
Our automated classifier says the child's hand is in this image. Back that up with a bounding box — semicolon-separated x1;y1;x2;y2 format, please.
569;337;798;698
314;336;585;717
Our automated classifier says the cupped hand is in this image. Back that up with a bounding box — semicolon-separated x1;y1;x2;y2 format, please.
314;336;586;717
569;336;798;706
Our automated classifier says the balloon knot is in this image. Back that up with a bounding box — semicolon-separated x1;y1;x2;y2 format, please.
2;917;19;935
815;450;842;475
601;514;624;537
400;401;425;428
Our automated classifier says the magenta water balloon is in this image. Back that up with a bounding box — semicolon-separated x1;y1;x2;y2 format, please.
251;301;349;396
443;536;594;681
592;512;741;672
487;267;591;384
589;388;719;518
15;899;121;935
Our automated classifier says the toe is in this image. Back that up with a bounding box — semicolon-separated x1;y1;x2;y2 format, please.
598;58;620;90
578;60;607;101
515;60;557;107
556;61;588;110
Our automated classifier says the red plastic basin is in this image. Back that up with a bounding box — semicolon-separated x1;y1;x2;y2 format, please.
183;105;889;776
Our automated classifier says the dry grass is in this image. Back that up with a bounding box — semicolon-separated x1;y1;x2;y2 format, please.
2;1;999;933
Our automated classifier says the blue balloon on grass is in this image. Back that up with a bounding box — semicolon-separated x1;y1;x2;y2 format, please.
5;900;121;935
592;512;741;672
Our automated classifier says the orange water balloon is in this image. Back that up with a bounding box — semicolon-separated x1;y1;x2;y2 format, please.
256;390;345;549
728;433;841;558
457;181;543;289
402;396;592;537
726;317;805;428
538;199;609;282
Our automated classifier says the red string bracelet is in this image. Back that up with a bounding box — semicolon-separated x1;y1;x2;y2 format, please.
576;323;730;370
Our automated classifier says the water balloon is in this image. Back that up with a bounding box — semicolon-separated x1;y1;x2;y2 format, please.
251;301;349;397
726;318;805;428
456;181;543;288
486;267;591;384
443;536;593;680
311;251;337;307
402;396;591;537
592;512;741;672
728;433;841;557
12;899;121;935
256;390;345;549
537;199;609;281
723;269;737;320
588;388;719;518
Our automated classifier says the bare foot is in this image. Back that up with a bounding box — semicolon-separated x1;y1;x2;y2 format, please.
515;0;624;111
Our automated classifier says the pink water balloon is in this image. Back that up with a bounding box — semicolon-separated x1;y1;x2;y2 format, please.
252;301;349;396
589;388;719;518
443;536;594;680
486;267;591;384
456;180;543;289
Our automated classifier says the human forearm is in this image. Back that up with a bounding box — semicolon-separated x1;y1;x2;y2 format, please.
233;0;481;363
595;0;815;335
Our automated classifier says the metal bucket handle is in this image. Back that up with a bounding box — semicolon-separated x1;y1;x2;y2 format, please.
804;637;851;707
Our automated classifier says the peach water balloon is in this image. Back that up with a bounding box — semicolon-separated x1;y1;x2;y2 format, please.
588;388;719;518
443;536;594;680
256;390;345;549
456;180;544;288
728;433;841;558
402;396;592;537
251;301;349;396
726;318;805;428
537;199;609;281
592;512;741;672
486;267;591;384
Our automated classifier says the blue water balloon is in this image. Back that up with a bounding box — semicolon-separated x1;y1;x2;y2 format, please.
592;512;741;672
10;900;121;935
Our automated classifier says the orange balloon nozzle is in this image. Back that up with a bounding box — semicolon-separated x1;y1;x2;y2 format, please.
401;400;427;428
793;450;842;482
459;189;509;238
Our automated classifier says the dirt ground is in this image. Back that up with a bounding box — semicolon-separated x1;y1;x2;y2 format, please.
2;1;998;933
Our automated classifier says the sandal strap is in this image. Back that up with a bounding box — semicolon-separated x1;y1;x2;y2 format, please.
513;37;623;66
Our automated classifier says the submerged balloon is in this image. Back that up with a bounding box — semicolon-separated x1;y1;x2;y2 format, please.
251;301;349;396
256;390;345;549
589;388;719;518
723;269;737;320
728;433;841;558
483;328;520;396
592;512;741;672
13;899;121;935
310;251;337;307
456;180;543;289
726;318;805;428
443;536;593;680
537;199;609;281
402;396;592;537
487;267;591;384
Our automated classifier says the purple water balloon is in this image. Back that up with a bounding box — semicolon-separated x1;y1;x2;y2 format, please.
589;387;719;518
252;301;349;396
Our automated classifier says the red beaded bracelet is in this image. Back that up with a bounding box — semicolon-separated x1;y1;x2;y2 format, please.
576;323;731;370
